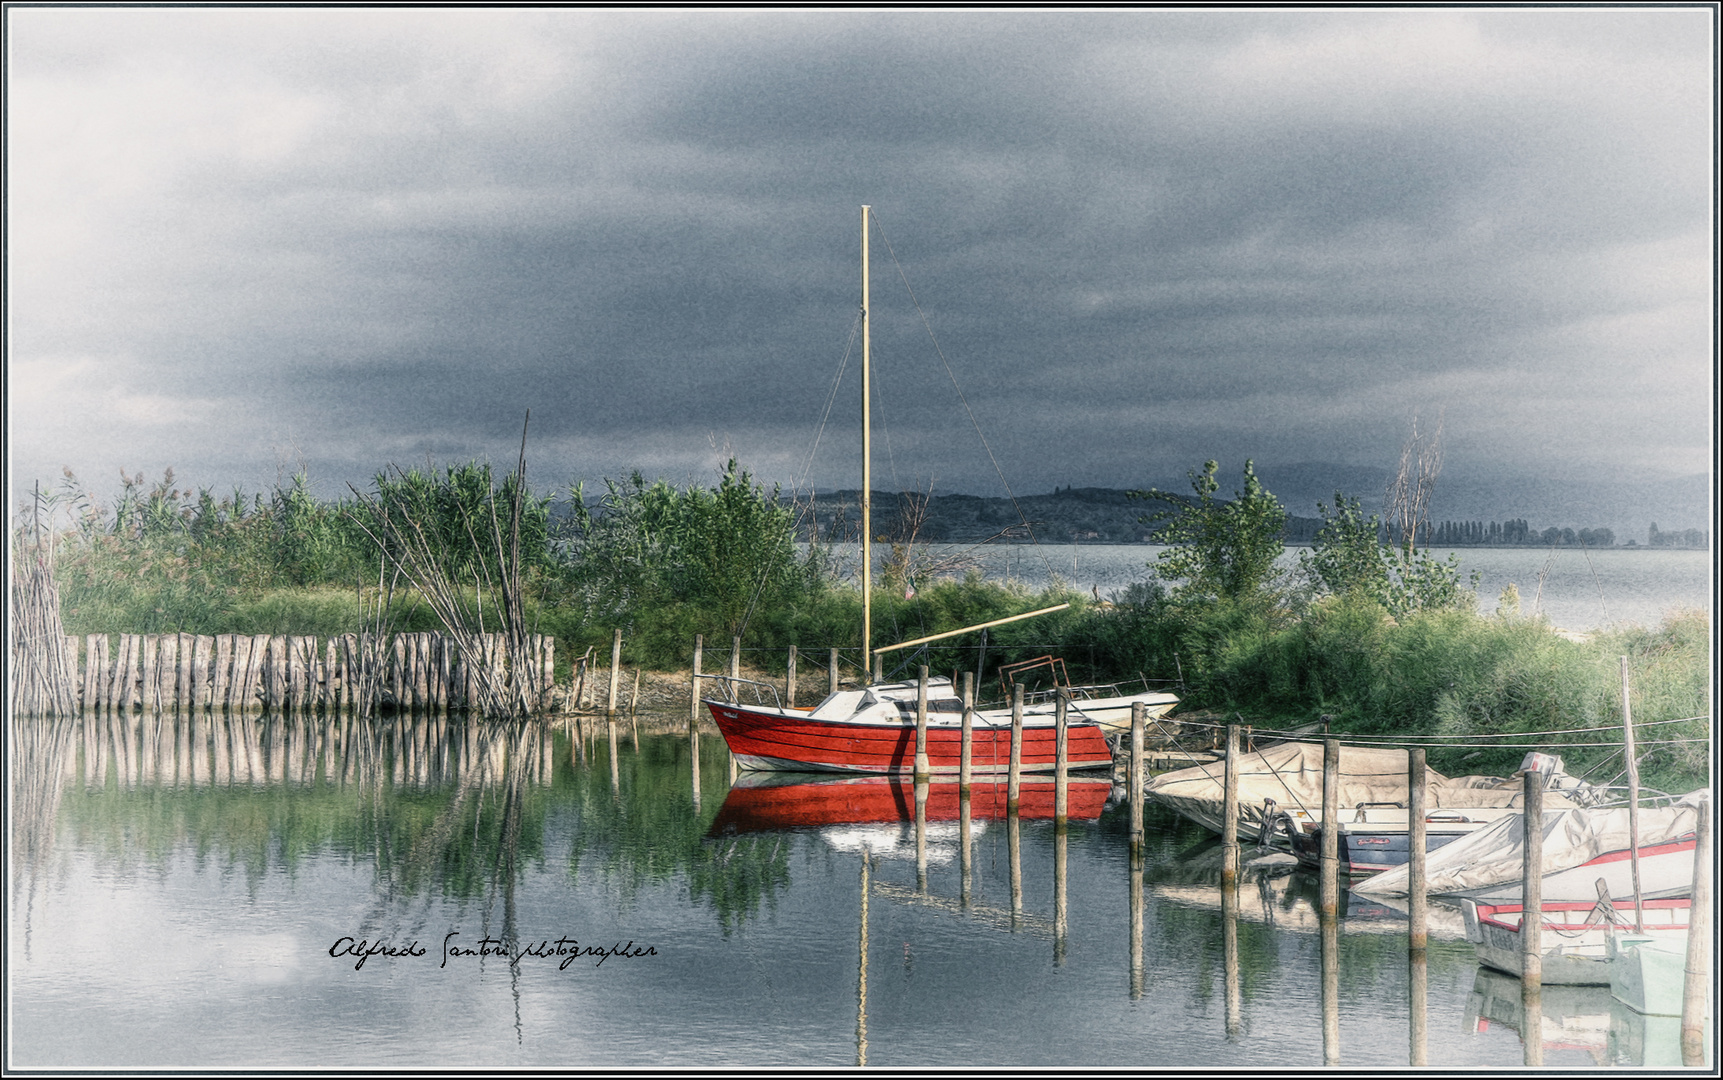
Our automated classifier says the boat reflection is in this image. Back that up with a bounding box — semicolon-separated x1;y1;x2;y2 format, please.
706;772;1111;835
1463;965;1705;1067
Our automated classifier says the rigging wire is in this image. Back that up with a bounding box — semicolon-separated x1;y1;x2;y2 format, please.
1168;714;1705;739
868;210;1057;581
794;308;865;500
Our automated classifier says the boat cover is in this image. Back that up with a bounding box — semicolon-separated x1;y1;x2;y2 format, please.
1353;793;1704;897
1144;741;1583;835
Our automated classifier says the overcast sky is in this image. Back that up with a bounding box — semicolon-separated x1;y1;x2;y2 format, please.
7;8;1715;523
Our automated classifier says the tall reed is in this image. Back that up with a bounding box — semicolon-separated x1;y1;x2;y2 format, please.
348;418;547;718
10;499;79;716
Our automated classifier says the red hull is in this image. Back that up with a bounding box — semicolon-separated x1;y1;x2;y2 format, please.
707;700;1115;774
710;774;1111;834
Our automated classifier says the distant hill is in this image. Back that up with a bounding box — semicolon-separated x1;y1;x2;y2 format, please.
785;480;1707;548
790;487;1321;545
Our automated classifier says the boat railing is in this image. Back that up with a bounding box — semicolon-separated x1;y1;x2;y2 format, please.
703;675;784;710
1021;681;1142;706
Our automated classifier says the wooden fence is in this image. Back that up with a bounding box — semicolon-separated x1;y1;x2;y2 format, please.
28;632;558;716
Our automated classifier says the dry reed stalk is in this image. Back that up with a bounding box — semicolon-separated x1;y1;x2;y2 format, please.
9;517;79;717
348;414;547;720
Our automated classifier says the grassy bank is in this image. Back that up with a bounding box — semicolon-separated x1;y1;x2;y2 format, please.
33;463;1712;794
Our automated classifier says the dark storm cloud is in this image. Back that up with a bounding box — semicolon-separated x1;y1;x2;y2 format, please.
7;8;1713;533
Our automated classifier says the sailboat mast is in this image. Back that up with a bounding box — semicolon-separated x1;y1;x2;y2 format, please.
861;205;872;679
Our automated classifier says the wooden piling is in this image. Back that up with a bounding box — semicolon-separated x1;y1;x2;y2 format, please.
1621;656;1645;932
1681;791;1711;1066
959;672;973;794
1320;738;1340;919
113;634;135;715
730;635;741;691
194;636;215;711
1129;701;1145;845
1521;768;1545;1067
1408;747;1428;1066
914;667;930;779
872;651;882;685
1054;691;1069;824
786;644;797;709
174;633;188;710
140;635;160;713
246;634;268;711
608;628;623;715
691;635;703;735
1222;723;1240;888
959;786;973;909
86;635;107;714
829;647;839;695
1007;683;1024;813
1008;805;1023;927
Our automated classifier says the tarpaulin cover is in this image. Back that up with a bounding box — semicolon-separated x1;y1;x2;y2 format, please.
1144;741;1579;836
1354;794;1703;897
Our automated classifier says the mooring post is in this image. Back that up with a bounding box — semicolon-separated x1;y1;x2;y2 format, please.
959;781;973;909
1222;723;1240;888
1321;738;1340;919
829;647;839;695
690;635;703;736
1408;748;1428;952
1129;701;1145;846
1008;802;1024;926
872;651;882;685
914;666;930;779
607;628;623;716
1621;656;1645;932
1054;691;1069;824
730;636;741;697
1408;747;1428;1067
786;644;797;709
1681;791;1711;1066
1521;768;1545;1068
1007;683;1024;812
959;672;974;794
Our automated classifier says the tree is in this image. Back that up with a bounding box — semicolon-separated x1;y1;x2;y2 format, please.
568;459;817;638
1300;493;1390;600
1130;460;1287;604
1300;490;1478;616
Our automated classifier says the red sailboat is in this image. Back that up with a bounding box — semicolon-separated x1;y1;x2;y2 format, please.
706;207;1126;776
708;680;1115;774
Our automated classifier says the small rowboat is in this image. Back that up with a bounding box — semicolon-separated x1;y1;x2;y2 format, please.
1460;895;1690;985
1286;807;1506;875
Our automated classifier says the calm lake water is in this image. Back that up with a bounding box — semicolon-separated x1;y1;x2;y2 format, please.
8;710;1705;1069
838;544;1712;632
